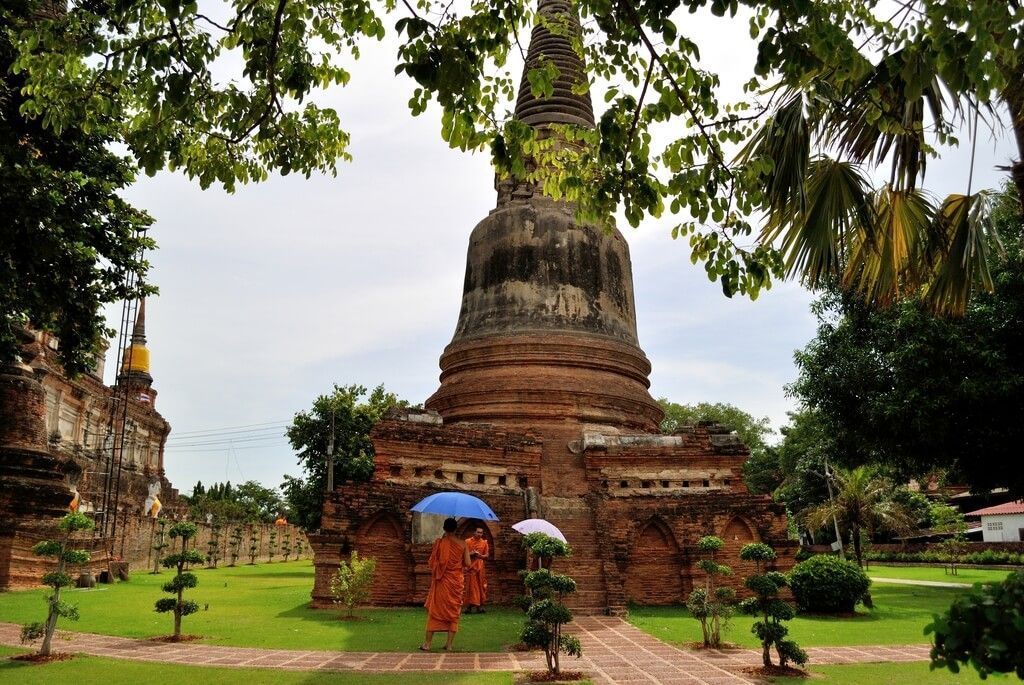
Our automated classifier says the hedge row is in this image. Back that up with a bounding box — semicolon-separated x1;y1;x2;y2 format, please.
865;549;1024;566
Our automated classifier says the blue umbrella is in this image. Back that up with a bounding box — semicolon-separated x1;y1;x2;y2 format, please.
410;492;499;521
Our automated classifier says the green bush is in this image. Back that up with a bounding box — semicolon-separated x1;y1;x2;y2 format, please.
928;570;1024;678
789;555;870;613
863;549;1024;566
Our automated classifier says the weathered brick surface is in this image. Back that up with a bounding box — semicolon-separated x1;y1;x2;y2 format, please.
0;330;186;590
311;420;536;609
311;414;794;614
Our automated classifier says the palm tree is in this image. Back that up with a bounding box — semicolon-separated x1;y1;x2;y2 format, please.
802;466;916;569
743;3;1024;317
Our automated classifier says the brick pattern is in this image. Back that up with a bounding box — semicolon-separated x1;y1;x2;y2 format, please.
0;619;931;684
311;415;796;614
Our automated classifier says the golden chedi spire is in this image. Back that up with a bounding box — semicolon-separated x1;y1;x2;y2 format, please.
119;299;152;386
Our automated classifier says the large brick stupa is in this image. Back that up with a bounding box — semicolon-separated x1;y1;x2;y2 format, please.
309;0;793;613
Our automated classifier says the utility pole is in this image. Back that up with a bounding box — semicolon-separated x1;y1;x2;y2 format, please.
326;406;335;492
824;457;845;559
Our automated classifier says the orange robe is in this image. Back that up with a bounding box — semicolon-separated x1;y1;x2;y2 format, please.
425;536;465;633
464;537;489;607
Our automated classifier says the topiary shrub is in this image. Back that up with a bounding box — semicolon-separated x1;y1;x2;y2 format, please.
789;555;871;613
20;512;94;656
739;542;807;669
687;535;736;648
519;533;581;676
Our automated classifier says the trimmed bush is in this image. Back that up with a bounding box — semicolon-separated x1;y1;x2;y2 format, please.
864;549;1024;566
789;555;870;613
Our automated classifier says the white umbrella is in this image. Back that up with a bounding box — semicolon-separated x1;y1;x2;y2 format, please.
511;518;567;542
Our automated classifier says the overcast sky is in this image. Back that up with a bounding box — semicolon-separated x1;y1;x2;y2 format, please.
97;10;1018;495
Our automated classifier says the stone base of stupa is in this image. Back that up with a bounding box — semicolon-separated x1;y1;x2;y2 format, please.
309;409;794;614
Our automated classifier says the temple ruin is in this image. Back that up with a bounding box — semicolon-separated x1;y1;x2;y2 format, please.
309;0;794;613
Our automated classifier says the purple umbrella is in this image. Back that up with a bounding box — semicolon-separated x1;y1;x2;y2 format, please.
511;518;567;543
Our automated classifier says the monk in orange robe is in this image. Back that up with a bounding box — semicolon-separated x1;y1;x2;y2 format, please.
464;526;489;613
421;517;471;651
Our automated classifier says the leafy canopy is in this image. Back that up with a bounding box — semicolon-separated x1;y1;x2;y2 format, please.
10;0;1023;320
1;1;153;374
284;383;406;530
788;183;1024;494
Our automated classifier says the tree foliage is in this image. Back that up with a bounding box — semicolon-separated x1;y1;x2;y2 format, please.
7;0;1022;334
184;479;284;524
1;1;153;374
928;570;1024;679
789;183;1024;494
931;504;969;576
284;383;406;531
20;511;93;657
151;517;169;574
330;551;377;619
802;466;915;569
767;409;832;520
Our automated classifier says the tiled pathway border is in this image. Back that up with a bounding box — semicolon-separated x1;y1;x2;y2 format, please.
0;618;931;685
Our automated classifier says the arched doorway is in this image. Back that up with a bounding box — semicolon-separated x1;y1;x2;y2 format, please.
624;518;684;605
358;513;413;605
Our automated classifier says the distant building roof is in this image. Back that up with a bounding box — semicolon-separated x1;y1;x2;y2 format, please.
967;500;1024;516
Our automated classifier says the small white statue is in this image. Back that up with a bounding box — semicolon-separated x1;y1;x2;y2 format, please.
143;481;162;518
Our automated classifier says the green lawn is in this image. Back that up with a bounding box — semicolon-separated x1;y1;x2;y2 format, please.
629;584;960;648
0;560;521;652
868;564;1015;586
0;646;516;685
768;662;1011;684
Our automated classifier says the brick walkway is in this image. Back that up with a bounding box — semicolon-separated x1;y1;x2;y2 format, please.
0;619;931;684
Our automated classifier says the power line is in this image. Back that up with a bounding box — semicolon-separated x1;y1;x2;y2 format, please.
164;442;290;454
166;435;289;448
166;427;288;445
169;420;290;438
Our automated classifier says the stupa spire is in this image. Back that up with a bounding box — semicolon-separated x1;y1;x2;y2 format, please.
131;298;147;345
119;299;152;387
514;0;594;129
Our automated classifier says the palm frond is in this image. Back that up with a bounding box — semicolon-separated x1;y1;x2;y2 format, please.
923;192;999;315
821;47;958;191
843;186;936;306
736;92;809;214
762;157;873;288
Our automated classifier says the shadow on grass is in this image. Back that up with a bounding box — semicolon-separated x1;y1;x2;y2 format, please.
274;602;412;623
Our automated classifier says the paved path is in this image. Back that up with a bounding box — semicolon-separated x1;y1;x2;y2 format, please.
870;576;972;589
0;619;931;685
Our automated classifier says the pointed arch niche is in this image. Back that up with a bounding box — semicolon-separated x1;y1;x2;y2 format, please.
723;517;757;545
357;512;413;605
624;518;685;605
722;516;759;573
